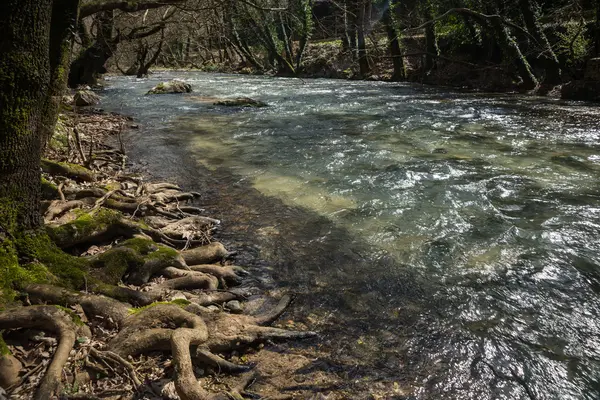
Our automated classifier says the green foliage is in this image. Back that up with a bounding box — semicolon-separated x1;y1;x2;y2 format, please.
47;208;121;248
0;334;10;356
555;21;590;67
128;299;191;314
55;305;85;326
15;232;88;289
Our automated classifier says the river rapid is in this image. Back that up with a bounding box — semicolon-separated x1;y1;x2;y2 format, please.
101;72;600;399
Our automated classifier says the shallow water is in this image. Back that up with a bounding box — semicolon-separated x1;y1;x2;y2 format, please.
102;72;600;399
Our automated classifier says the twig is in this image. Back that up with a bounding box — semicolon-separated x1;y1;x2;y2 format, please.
73;126;88;166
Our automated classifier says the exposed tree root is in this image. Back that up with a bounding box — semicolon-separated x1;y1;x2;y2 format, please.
25;284;131;328
0;306;79;399
182;242;229;265
41;159;97;182
0;118;319;399
188;264;248;285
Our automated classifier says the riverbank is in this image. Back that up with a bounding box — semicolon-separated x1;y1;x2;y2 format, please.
97;71;600;399
0;97;344;399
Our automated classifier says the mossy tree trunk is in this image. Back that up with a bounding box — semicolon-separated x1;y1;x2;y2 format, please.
519;0;561;83
345;0;358;59
422;1;439;72
42;0;81;148
69;10;114;87
357;0;370;76
489;16;538;89
0;0;53;232
383;0;405;81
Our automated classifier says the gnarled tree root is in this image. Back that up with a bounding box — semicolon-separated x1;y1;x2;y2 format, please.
182;242;229;265
0;306;80;400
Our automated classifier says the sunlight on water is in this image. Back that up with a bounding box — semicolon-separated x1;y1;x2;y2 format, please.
102;72;600;399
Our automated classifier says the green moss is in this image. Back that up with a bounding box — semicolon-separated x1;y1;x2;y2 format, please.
47;208;121;248
48;117;69;153
89;238;179;285
41;159;96;182
55;305;84;326
93;247;143;284
15;232;88;289
0;334;10;356
103;182;121;191
118;237;178;261
146;245;179;261
128;299;190;314
0;237;56;303
41;177;59;200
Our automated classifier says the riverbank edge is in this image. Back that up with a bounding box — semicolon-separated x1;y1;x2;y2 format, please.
137;66;600;103
0;94;324;399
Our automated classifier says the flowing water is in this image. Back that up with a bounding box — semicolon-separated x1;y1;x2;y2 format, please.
101;72;600;399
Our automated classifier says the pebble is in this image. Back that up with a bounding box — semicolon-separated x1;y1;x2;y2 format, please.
226;300;243;314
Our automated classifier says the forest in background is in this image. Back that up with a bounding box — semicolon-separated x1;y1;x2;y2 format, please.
70;0;600;95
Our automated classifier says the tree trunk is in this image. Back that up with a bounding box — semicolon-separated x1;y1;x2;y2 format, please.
596;0;600;57
0;0;53;230
519;0;561;83
357;0;370;76
383;0;404;81
296;0;314;70
69;11;114;87
422;2;439;71
345;1;358;59
489;16;538;89
42;0;81;148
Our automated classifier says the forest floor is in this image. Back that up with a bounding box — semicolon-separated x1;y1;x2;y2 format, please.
0;97;380;399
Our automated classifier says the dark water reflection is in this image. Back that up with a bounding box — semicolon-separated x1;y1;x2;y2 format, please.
101;72;600;399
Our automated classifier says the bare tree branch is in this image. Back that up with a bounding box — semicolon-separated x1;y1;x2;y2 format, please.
80;0;187;19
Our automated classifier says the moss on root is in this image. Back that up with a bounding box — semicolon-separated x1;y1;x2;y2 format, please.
0;335;10;356
54;305;85;326
92;247;143;284
0;233;80;303
41;177;59;200
90;238;180;285
41;159;96;182
15;233;88;289
128;299;191;314
47;208;123;248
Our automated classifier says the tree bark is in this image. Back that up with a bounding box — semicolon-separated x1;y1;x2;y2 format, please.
357;0;370;76
422;1;439;71
0;0;53;230
345;0;358;59
489;15;538;89
69;11;114;87
383;0;404;81
42;0;81;148
519;0;561;83
79;0;186;19
596;0;600;57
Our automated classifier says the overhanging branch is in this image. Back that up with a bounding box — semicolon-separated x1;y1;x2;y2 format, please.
80;0;187;19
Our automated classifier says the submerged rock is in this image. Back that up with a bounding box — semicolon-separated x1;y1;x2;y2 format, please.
146;80;192;95
213;97;268;107
74;90;100;106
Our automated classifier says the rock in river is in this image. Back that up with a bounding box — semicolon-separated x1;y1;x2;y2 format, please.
147;80;193;95
214;97;268;107
74;90;100;106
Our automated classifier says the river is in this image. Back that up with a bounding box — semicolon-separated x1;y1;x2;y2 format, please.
101;72;600;399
